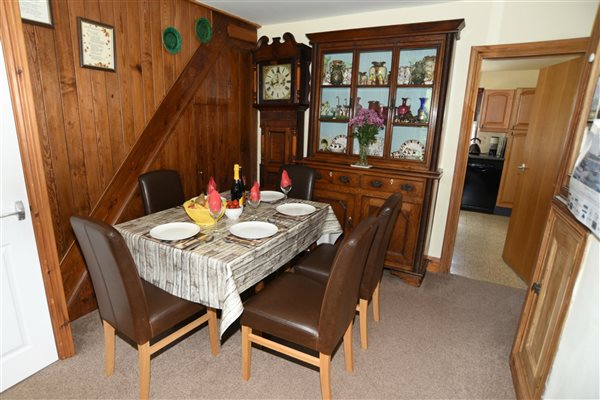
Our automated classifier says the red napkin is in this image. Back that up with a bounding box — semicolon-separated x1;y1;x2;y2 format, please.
250;181;260;201
208;190;222;214
207;176;217;194
281;170;292;188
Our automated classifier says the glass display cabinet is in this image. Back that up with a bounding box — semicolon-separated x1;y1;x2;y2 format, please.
302;20;464;286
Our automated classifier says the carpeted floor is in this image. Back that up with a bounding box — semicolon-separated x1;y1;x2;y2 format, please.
2;271;525;399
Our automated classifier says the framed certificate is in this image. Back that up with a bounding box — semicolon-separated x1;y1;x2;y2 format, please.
19;0;53;28
78;17;116;72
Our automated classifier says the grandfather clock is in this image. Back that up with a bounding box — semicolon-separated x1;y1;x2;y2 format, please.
253;32;311;188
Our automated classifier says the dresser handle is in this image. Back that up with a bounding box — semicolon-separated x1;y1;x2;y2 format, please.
400;184;414;192
347;216;353;229
339;175;350;184
370;180;383;188
315;171;323;180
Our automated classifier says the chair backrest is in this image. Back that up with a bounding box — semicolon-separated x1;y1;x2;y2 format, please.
138;169;185;214
70;216;152;344
279;164;316;200
317;217;378;353
359;193;402;300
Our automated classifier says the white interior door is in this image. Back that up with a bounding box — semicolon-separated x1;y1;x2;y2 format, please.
1;41;58;392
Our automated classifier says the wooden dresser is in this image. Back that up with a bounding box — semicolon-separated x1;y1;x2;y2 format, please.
301;20;464;286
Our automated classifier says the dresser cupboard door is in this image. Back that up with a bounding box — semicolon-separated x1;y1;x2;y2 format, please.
510;203;587;399
313;189;356;234
359;193;422;270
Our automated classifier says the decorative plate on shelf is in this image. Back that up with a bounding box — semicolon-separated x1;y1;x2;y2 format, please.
396;139;425;160
328;134;347;153
162;27;182;54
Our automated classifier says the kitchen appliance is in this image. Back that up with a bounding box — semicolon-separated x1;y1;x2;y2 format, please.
461;156;504;213
489;136;499;156
469;137;481;155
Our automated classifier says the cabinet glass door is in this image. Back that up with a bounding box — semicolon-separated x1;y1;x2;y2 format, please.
318;52;353;154
352;49;392;157
391;48;437;162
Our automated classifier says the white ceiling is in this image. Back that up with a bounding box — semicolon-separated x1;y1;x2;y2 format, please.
198;0;455;26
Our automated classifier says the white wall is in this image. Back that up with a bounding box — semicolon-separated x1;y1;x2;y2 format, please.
479;70;539;90
543;236;600;399
259;0;598;258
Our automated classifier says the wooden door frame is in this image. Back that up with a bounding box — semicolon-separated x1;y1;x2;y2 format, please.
1;1;74;357
439;38;589;273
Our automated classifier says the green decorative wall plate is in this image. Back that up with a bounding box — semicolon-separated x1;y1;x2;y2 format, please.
162;26;182;54
195;18;212;44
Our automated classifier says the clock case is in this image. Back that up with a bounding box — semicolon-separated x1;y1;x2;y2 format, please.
253;33;312;188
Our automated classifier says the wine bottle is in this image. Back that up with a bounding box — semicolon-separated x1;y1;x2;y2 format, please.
231;164;244;205
239;165;246;205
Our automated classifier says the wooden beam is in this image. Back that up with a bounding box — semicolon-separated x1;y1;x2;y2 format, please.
0;0;75;358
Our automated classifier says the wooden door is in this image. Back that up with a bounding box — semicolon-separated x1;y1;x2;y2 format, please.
503;58;584;282
510;203;587;399
479;89;515;131
510;88;536;131
496;130;527;207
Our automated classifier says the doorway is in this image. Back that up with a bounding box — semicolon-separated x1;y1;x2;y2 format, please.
440;39;589;283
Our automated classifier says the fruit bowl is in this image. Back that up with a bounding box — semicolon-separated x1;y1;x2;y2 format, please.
225;206;243;220
183;197;224;226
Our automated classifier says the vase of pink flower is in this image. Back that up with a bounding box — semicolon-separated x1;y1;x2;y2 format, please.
349;108;385;166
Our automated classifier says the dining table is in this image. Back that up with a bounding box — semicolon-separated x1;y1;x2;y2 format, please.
115;197;342;343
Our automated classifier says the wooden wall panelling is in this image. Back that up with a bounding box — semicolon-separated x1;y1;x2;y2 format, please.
99;1;126;170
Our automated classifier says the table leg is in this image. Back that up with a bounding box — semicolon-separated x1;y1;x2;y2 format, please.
207;307;220;355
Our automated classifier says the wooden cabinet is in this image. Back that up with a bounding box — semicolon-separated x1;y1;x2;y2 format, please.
510;88;536;131
479;89;515;132
496;88;536;208
510;202;587;399
300;18;463;286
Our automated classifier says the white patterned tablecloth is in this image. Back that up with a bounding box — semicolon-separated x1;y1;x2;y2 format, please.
115;200;342;337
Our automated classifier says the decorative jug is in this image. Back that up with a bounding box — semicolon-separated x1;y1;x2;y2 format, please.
397;97;411;119
329;60;345;85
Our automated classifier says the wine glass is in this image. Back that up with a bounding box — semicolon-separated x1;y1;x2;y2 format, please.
280;184;292;201
246;191;261;220
208;201;225;230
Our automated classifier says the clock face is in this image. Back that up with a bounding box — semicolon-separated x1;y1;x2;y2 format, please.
262;64;292;101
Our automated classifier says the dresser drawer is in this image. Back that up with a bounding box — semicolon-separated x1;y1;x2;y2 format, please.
314;168;333;184
361;175;424;197
331;171;360;187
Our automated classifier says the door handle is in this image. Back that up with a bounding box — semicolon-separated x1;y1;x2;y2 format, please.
1;201;26;221
517;163;529;171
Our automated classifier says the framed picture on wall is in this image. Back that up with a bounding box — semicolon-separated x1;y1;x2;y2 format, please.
77;17;116;72
19;0;53;28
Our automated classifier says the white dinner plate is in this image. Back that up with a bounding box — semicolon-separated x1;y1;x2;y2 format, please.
149;222;200;241
260;190;285;202
229;221;278;240
276;203;316;217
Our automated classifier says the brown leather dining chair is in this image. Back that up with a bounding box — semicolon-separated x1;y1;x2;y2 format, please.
70;216;218;399
138;169;185;214
241;217;379;400
279;164;316;200
293;193;402;349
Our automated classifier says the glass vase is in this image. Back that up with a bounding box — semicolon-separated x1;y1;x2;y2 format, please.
358;143;369;166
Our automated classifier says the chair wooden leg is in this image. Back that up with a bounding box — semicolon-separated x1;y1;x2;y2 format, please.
103;321;115;377
319;353;331;400
207;307;220;356
343;321;353;373
138;342;151;400
373;281;381;322
242;326;252;380
358;298;369;349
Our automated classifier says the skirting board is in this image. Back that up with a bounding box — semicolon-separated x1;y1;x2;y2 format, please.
425;256;441;273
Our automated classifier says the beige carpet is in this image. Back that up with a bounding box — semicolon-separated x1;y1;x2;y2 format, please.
2;271;525;399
